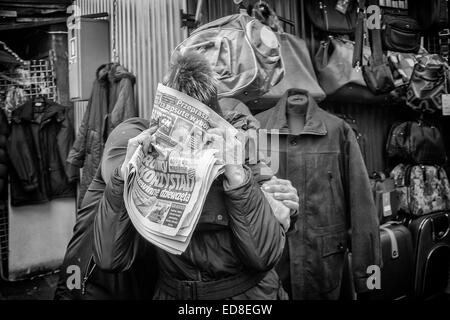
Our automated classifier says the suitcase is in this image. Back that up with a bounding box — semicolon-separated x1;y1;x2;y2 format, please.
408;211;450;298
369;222;414;300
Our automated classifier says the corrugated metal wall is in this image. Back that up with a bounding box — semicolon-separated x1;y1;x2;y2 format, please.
74;0;187;123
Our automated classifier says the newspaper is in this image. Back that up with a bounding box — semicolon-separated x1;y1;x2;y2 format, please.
124;83;239;255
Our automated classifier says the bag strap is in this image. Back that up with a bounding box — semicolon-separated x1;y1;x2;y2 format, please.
369;24;384;65
352;0;366;69
366;0;384;66
380;225;399;259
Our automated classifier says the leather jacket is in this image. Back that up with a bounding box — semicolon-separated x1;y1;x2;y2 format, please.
256;89;381;300
8;99;78;206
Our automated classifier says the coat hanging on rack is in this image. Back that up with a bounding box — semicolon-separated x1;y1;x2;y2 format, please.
67;63;137;207
7;98;78;206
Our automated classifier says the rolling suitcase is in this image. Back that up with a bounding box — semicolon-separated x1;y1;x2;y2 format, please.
369;221;414;300
408;211;450;298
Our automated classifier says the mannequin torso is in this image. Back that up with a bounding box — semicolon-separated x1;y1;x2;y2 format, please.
286;94;308;135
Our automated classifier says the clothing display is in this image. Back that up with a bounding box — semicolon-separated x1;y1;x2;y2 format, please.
256;89;381;299
67;63;137;207
7;99;78;206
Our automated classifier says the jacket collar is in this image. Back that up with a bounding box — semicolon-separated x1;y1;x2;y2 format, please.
11;98;65;124
263;89;327;136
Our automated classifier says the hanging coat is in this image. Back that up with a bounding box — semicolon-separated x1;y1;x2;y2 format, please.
66;63;137;207
7;100;78;206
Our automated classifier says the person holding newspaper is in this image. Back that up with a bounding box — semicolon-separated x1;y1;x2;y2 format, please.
91;51;299;300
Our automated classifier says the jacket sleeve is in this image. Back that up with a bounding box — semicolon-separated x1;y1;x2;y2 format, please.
93;167;142;272
343;125;381;293
57;107;79;182
92;119;147;272
109;78;137;132
66;84;94;168
7;124;39;191
224;166;286;272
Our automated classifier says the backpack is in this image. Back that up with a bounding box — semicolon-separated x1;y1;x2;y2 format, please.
173;14;284;102
390;164;450;217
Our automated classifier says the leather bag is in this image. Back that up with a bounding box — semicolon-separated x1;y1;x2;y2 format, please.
386;120;447;165
315;37;370;95
382;14;421;53
406;54;449;114
173;14;284;102
305;0;358;34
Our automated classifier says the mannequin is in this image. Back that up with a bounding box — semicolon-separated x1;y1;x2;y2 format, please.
286;93;308;135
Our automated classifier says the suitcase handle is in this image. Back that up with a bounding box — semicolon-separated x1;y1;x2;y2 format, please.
431;212;449;242
380;225;400;260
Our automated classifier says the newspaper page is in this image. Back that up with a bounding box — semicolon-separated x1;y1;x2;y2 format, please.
124;83;239;254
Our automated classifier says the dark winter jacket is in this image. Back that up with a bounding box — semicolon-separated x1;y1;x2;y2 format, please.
0;110;8;199
54;165;156;300
67;63;137;207
7;99;78;206
92;118;287;300
255;89;381;300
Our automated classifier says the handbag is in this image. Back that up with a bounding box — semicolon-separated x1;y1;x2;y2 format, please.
305;0;358;34
386;120;447;165
382;14;421;53
406;54;449;114
363;25;396;94
246;33;326;113
315;37;370;95
391;164;450;216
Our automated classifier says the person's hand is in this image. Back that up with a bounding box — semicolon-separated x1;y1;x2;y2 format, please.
262;177;299;213
262;190;291;231
119;125;158;179
204;127;245;187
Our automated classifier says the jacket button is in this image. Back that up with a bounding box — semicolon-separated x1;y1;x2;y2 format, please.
217;215;223;221
337;243;344;251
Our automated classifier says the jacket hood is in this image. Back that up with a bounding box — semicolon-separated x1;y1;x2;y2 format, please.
96;63;136;84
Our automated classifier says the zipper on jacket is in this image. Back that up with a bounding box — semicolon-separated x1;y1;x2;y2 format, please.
81;255;97;295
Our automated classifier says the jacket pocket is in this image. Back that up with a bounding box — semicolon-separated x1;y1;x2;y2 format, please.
317;227;347;293
197;180;229;230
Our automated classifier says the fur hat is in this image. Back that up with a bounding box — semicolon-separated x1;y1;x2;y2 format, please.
164;51;220;114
